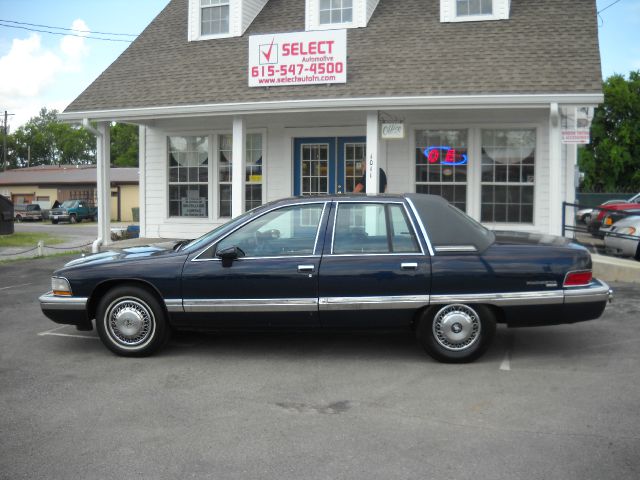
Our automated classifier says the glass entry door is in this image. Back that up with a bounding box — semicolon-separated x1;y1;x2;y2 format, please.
294;137;366;196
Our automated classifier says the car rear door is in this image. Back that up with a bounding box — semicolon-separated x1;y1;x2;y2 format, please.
318;200;432;328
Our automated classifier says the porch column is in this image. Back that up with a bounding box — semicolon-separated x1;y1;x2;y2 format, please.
366;111;380;194
96;122;111;248
548;103;562;236
138;125;146;237
231;116;246;217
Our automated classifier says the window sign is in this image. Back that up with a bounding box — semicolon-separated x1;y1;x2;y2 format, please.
248;30;347;87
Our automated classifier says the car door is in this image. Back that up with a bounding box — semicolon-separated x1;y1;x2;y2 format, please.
318;200;432;328
180;202;329;328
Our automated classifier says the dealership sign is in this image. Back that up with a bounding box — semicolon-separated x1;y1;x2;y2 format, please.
248;30;347;87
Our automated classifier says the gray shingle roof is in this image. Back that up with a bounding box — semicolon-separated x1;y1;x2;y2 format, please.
64;0;602;114
0;166;139;185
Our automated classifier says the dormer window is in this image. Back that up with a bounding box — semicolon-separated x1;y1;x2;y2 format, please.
188;0;268;41
440;0;509;23
319;0;353;25
456;0;492;17
201;0;229;35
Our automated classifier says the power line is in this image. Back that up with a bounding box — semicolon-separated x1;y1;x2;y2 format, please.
0;18;138;37
598;0;623;14
0;22;133;43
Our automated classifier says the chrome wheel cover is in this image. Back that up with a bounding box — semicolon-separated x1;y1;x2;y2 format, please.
105;298;154;348
432;304;481;351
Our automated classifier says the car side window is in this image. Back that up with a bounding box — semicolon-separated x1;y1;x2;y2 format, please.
215;203;325;257
333;203;420;254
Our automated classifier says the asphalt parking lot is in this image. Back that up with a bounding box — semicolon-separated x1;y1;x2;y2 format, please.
1;254;639;480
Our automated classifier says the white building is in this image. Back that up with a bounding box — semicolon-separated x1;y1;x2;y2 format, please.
60;0;603;245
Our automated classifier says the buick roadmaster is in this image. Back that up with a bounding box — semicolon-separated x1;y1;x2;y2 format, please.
39;194;612;362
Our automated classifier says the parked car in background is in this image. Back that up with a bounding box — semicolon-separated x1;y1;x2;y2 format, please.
50;200;97;224
14;204;43;222
575;199;626;224
588;193;640;237
39;194;612;363
604;215;640;260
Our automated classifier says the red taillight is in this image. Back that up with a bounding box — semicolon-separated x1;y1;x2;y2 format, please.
564;271;592;287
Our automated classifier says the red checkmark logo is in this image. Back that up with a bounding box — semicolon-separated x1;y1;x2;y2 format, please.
261;37;276;62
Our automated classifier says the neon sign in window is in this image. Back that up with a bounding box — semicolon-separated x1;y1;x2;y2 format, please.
423;147;468;166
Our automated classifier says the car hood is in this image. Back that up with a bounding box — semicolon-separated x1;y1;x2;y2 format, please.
493;231;577;248
63;241;180;268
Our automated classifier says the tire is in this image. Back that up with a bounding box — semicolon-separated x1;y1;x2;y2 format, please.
70;214;77;224
15;215;22;222
635;242;640;261
416;304;496;363
52;219;58;224
96;285;170;357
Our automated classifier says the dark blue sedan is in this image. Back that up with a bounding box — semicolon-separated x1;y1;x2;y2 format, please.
39;194;612;362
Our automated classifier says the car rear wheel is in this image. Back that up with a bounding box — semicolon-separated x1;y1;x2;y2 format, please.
416;304;496;363
635;242;640;261
15;215;22;222
96;285;170;357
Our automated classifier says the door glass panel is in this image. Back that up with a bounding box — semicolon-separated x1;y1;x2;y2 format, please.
301;144;329;195
344;142;366;193
216;204;325;257
388;205;420;253
333;203;389;254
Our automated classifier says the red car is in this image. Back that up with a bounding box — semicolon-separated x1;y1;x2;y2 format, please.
588;193;640;236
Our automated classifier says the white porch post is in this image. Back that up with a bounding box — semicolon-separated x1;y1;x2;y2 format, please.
548;103;562;236
96;122;111;248
366;111;380;194
231;116;246;218
138;125;146;237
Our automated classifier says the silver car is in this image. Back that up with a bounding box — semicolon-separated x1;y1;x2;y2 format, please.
604;215;640;260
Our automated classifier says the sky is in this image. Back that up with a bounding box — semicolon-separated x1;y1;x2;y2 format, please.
0;0;639;130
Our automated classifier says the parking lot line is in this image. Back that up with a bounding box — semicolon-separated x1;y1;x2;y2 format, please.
38;325;98;340
0;282;33;291
499;349;511;371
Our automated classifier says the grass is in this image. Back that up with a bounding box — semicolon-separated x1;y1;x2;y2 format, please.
0;250;84;265
0;232;65;248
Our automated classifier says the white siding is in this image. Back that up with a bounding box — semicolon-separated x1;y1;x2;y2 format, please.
241;0;269;33
365;0;381;24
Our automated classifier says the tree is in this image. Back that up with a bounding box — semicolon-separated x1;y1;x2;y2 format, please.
110;123;139;167
579;71;640;192
8;108;95;167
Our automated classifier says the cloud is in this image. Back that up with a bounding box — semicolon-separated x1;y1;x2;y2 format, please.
0;19;91;124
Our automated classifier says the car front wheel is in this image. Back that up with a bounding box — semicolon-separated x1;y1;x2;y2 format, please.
96;285;170;357
416;304;496;363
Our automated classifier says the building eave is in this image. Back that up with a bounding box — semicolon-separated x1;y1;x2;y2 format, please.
60;93;604;123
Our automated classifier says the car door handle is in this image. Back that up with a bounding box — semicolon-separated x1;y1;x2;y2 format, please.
297;265;315;273
401;262;418;270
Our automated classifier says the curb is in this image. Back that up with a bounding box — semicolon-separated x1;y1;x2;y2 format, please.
592;254;640;284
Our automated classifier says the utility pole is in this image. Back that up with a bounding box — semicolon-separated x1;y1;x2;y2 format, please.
2;110;15;171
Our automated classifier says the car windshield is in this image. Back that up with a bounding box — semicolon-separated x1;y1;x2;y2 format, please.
61;201;76;208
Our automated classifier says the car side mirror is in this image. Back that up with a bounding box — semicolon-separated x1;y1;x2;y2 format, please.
216;246;245;267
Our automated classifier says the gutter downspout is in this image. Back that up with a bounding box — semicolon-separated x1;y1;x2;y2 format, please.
83;119;108;253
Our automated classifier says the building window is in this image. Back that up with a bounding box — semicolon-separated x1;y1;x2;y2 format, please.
245;133;263;211
415;130;468;212
456;0;492;16
168;136;209;217
218;134;233;218
319;0;353;24
218;133;264;217
201;0;229;36
481;129;535;223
